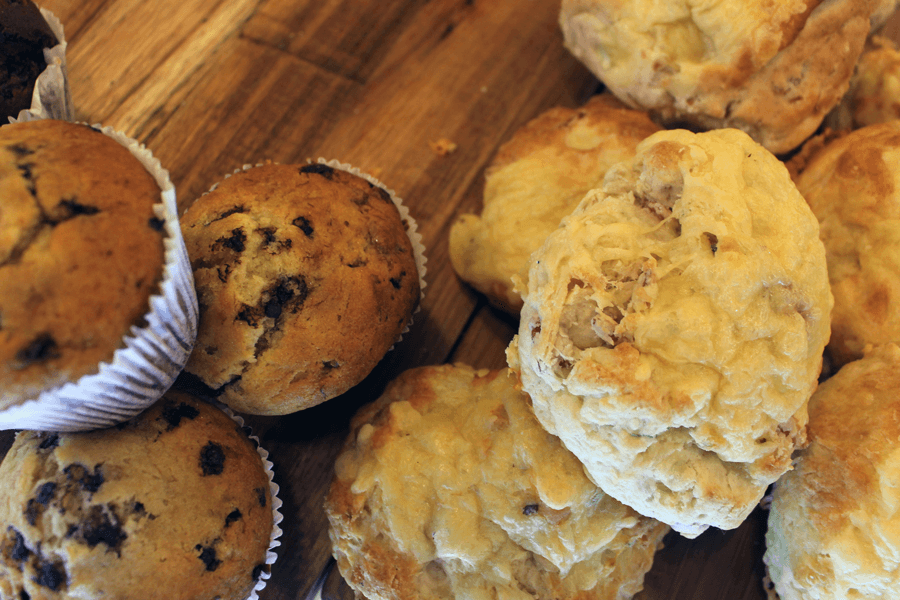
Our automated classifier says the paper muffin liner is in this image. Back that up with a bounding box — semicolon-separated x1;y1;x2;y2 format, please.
8;8;74;123
204;159;428;344
0;125;199;431
216;402;283;600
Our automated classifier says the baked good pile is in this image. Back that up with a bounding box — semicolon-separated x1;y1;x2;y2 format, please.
4;0;900;599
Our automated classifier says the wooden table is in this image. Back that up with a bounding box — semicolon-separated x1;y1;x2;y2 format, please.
8;0;860;598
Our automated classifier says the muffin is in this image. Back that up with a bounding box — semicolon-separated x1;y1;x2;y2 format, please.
0;119;197;431
449;94;660;314
559;0;895;154
1;1;70;123
764;343;900;600
509;128;832;537
793;120;900;367
181;162;423;415
326;364;670;600
0;391;278;600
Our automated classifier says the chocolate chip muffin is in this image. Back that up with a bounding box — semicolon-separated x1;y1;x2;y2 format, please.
0;391;276;600
0;120;167;414
0;0;58;121
181;162;422;415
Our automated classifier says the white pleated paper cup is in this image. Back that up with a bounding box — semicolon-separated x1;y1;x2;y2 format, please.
8;8;74;123
0;124;198;431
218;402;283;600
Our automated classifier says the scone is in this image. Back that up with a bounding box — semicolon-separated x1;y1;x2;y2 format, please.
449;94;660;314
0;391;276;600
764;343;900;600
559;0;897;154
325;364;670;600
0;120;177;421
509;128;832;537
0;0;58;121
793;120;900;367
181;162;421;415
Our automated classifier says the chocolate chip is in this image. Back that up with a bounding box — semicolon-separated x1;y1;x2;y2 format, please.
236;305;261;327
389;276;402;289
79;506;126;552
37;434;59;450
36;562;64;591
322;360;339;371
7;144;33;157
10;529;29;562
258;227;277;246
292;216;314;237
63;463;104;493
20;590;30;600
148;217;166;231
160;401;200;430
35;482;56;505
195;545;221;571
255;487;267;508
211;205;246;223
298;163;334;178
522;504;539;516
262;277;308;320
200;442;225;476
252;563;267;581
213;227;246;253
14;333;59;367
225;509;242;527
24;500;40;526
55;198;100;221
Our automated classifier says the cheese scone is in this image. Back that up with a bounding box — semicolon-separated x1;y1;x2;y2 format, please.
559;0;898;154
450;94;660;314
509;128;832;537
794;120;900;367
764;343;900;600
325;364;670;600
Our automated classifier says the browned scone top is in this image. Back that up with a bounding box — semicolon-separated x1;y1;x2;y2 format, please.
0;120;166;409
181;162;421;415
0;391;274;600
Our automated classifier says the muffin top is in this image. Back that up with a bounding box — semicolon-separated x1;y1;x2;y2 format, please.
0;120;166;408
326;364;669;600
510;127;832;536
0;0;59;120
0;391;275;600
181;162;421;415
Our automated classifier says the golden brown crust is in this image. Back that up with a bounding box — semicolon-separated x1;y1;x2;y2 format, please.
325;364;669;600
794;121;900;367
0;392;274;600
181;163;420;414
0;120;165;408
449;94;660;313
560;0;885;154
764;344;900;600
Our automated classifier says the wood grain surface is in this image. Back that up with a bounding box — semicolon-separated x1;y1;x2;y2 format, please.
8;1;895;599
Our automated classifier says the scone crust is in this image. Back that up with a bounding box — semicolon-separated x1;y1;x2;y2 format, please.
510;128;832;536
764;343;900;600
449;94;660;313
325;364;669;600
559;0;886;154
0;120;165;408
181;163;420;414
794;121;900;367
0;391;274;600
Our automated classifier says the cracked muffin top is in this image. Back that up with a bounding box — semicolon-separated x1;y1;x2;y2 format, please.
0;391;274;600
559;0;897;154
509;128;832;536
0;119;166;409
180;163;421;415
326;364;669;600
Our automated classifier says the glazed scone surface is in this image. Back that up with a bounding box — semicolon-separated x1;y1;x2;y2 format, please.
0;391;274;600
509;128;832;537
794;121;900;367
181;163;420;415
449;94;660;313
0;120;165;408
559;0;891;154
325;364;669;600
764;343;900;600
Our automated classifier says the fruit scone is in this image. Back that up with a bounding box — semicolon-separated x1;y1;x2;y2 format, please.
325;364;670;600
792;120;900;368
764;343;900;600
449;94;660;314
559;0;899;154
508;127;832;537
